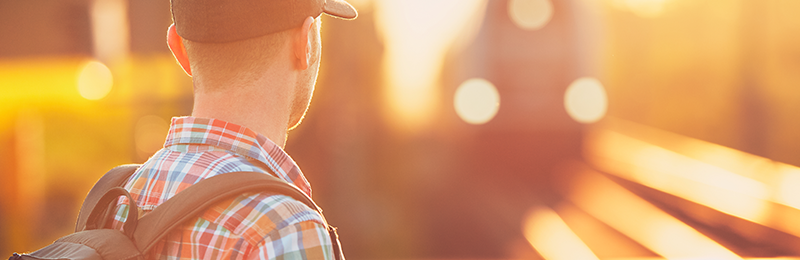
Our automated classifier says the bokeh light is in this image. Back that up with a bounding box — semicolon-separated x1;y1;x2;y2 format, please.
454;78;500;125
564;77;607;124
508;0;554;31
76;60;113;100
134;115;169;158
523;206;600;260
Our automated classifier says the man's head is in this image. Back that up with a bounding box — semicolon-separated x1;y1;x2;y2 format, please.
166;0;356;132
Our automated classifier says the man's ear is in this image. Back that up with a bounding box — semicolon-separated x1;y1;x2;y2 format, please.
167;23;192;76
293;16;315;70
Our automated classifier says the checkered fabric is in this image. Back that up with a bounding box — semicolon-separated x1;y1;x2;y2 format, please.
110;116;333;259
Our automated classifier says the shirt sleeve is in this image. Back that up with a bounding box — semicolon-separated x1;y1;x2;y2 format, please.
247;220;334;260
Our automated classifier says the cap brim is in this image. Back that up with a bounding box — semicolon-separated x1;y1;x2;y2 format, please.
323;0;358;20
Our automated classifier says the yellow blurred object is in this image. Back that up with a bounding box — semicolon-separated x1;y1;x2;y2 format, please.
0;58;87;113
0;54;191;256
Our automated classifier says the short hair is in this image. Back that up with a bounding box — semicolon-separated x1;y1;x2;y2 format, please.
183;18;321;92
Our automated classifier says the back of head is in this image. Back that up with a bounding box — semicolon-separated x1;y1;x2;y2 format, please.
169;0;355;92
182;30;291;92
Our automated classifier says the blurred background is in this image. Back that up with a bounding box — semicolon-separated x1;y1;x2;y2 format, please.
2;0;800;259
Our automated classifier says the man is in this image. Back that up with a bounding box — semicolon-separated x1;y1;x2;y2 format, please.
109;0;357;259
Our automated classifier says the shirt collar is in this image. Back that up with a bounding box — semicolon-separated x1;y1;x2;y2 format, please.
164;116;312;196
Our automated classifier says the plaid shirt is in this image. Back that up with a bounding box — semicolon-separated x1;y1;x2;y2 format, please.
110;117;334;260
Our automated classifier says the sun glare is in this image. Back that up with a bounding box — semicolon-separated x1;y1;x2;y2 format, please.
375;0;487;132
77;60;113;100
508;0;554;30
564;77;607;124
454;78;500;125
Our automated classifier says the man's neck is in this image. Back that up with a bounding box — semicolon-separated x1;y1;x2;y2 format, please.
190;73;295;148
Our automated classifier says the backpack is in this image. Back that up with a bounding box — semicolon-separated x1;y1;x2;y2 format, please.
10;164;345;260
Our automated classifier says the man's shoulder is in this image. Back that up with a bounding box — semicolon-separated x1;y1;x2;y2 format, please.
201;190;326;244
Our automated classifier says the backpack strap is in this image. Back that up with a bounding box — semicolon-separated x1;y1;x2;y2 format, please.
83;187;140;238
76;165;344;260
131;171;325;253
75;164;141;232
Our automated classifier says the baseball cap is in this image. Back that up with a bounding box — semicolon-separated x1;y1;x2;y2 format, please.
171;0;358;43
